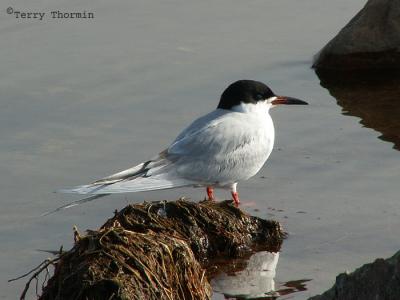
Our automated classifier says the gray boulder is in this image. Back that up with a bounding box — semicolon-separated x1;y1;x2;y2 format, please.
313;0;400;70
309;250;400;300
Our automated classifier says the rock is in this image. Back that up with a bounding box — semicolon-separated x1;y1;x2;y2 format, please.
19;199;285;300
313;0;400;70
309;250;400;300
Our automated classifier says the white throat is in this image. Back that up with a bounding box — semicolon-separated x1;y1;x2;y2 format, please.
230;101;272;115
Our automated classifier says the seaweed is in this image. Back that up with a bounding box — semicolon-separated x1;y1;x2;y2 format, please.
17;199;285;300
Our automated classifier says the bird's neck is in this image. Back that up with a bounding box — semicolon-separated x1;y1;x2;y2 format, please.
230;101;272;116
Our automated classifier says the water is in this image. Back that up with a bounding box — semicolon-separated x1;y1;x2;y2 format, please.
1;0;399;299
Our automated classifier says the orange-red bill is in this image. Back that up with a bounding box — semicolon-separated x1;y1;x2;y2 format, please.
272;96;308;105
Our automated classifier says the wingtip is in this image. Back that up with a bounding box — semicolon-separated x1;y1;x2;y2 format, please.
56;188;73;194
40;194;110;217
56;185;95;195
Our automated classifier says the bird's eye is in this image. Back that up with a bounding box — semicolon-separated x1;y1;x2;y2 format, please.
254;94;264;101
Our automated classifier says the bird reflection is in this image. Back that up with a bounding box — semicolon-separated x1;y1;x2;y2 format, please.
211;251;279;299
316;70;400;151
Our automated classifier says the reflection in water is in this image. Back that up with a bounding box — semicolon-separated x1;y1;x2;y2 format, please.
276;279;311;297
316;70;400;150
211;251;280;299
211;249;311;299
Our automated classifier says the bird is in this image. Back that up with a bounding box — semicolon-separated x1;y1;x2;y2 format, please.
54;80;307;214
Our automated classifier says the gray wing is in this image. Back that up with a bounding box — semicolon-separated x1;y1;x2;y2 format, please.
59;109;273;194
166;110;274;185
58;111;228;195
59;150;195;195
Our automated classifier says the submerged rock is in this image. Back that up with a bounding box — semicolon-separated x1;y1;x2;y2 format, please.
309;250;400;300
27;199;284;300
313;0;400;70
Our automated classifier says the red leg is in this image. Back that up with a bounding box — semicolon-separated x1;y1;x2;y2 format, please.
231;191;240;206
206;186;214;200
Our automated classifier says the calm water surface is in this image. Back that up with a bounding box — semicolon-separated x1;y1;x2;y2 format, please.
1;0;399;299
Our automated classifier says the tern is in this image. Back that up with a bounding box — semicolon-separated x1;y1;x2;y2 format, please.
56;80;307;213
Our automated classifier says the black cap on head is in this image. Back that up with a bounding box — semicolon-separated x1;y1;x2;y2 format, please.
217;80;275;110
